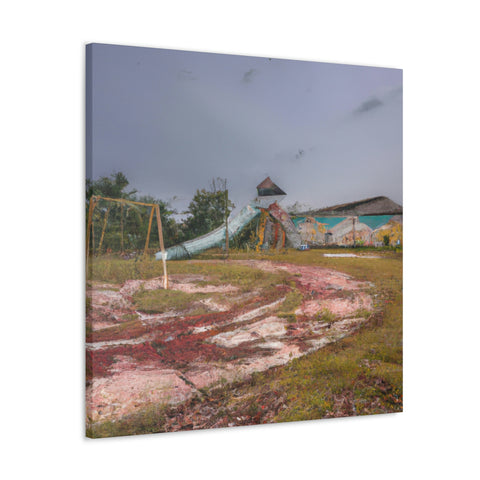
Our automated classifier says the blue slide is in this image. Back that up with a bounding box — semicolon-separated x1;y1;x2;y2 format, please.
155;204;261;260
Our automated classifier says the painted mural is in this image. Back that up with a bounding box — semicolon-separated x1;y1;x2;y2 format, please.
292;215;403;246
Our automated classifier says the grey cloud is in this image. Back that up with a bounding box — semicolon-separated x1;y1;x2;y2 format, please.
354;85;402;116
354;97;383;114
242;68;258;83
386;85;403;100
89;44;402;213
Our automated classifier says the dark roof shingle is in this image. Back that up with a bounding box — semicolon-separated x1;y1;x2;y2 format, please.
256;177;286;196
299;196;402;216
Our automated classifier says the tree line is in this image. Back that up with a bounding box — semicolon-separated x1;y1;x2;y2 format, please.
86;172;235;254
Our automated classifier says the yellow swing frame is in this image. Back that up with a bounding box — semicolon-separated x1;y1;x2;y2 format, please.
86;195;168;289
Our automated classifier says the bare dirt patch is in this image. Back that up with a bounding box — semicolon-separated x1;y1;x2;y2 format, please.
86;260;375;425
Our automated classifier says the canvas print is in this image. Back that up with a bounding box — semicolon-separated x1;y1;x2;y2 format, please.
86;43;402;438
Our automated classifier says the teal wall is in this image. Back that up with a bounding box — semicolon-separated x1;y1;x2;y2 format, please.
358;215;393;230
292;215;393;231
292;217;345;229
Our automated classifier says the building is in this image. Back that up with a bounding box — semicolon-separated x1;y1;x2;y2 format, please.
291;196;403;247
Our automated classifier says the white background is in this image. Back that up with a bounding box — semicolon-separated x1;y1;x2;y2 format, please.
1;1;479;479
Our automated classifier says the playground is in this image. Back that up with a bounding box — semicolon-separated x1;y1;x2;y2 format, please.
85;176;402;437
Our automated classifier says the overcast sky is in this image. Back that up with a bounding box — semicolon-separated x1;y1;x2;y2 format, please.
87;43;402;214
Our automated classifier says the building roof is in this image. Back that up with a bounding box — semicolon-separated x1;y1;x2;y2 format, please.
298;196;402;217
256;177;286;196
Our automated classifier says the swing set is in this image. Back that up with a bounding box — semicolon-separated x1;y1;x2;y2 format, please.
86;195;168;289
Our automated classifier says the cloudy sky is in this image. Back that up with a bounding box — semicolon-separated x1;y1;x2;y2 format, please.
87;43;402;214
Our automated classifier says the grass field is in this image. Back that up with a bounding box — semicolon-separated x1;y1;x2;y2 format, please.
87;247;402;437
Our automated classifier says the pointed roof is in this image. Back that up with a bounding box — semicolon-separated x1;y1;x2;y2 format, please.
256;177;286;197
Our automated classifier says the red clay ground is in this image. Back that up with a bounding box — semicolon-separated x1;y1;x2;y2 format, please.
86;260;374;425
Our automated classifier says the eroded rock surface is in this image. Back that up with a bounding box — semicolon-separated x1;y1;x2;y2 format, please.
86;261;375;424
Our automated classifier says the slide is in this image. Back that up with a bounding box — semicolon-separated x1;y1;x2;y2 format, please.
267;202;302;249
156;204;261;260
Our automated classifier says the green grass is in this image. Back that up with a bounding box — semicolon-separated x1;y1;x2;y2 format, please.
88;255;288;290
86;403;168;438
236;248;403;421
278;289;303;313
194;248;403;422
317;308;337;323
132;289;208;314
277;288;303;323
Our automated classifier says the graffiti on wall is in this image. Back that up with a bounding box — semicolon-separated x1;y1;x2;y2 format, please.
373;220;403;246
292;215;403;246
297;217;327;244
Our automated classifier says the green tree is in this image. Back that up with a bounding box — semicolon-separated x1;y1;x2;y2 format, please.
181;178;235;241
135;195;179;249
86;171;136;200
86;172;178;253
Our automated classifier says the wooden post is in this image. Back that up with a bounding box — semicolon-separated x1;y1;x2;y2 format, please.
120;203;124;254
97;205;110;255
352;216;356;248
225;184;229;259
86;197;97;257
85;196;169;285
155;204;168;289
91;215;95;254
144;206;155;255
86;196;97;275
